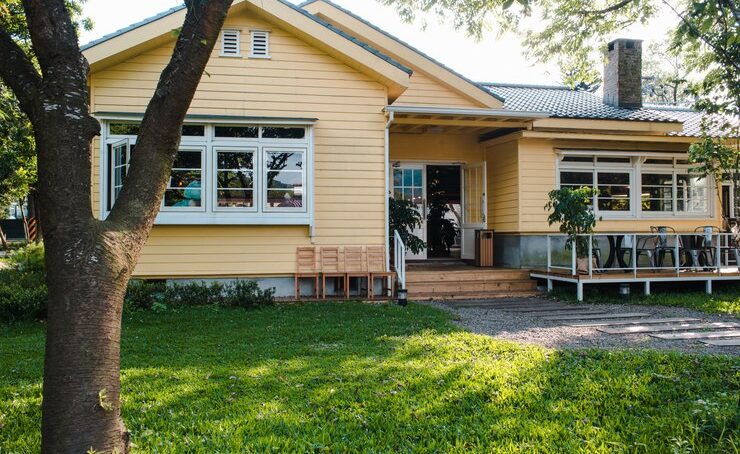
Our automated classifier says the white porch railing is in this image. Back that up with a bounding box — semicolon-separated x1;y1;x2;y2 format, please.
394;230;407;289
545;232;740;278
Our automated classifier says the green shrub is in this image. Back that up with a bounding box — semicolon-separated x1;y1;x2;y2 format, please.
0;275;47;322
124;279;274;312
124;280;167;311
6;243;45;274
222;280;275;309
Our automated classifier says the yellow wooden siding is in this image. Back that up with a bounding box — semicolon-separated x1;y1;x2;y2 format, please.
485;140;519;232
517;138;722;233
389;132;482;163
393;71;481;108
90;11;388;278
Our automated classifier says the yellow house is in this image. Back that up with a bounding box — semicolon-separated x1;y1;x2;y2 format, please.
82;0;735;298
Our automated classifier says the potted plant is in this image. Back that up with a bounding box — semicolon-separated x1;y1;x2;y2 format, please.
545;187;600;274
389;197;426;255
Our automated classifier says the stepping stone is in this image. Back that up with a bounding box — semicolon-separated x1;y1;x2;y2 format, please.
568;317;701;327
651;330;740;340
504;305;581;312
544;312;651;321
526;309;608;317
700;339;740;346
598;322;739;335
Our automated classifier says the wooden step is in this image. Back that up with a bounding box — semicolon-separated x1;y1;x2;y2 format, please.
406;270;532;283
411;290;542;301
408;280;538;295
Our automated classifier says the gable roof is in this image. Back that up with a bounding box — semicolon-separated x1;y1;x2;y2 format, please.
300;0;504;109
81;0;412;100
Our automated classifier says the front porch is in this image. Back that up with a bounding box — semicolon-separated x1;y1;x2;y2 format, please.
533;232;740;301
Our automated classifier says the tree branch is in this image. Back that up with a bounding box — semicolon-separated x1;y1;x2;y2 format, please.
579;0;636;16
107;0;233;233
0;24;42;120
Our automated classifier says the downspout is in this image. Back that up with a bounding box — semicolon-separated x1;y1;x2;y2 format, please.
384;111;394;271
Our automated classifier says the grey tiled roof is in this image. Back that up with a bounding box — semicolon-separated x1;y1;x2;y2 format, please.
481;83;732;137
483;83;680;123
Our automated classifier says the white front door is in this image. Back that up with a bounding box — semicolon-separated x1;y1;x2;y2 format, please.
461;162;487;260
393;164;427;260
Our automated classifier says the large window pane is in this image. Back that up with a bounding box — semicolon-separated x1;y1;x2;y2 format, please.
165;149;202;208
641;173;673;212
676;174;708;213
215;125;258;138
216;150;254;208
597;172;630;211
265;150;304;209
560;171;593;189
261;127;305;139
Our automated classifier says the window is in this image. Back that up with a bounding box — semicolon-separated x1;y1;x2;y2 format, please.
597;172;631;212
108;139;131;210
102;121;312;224
220;29;240;56
250;30;270;58
215;148;256;209
558;152;712;219
264;149;305;210
164;148;204;210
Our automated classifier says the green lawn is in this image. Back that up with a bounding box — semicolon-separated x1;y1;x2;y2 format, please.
1;303;738;453
550;284;740;315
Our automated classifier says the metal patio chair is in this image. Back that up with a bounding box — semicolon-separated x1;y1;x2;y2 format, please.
689;226;720;269
651;226;683;269
617;234;658;269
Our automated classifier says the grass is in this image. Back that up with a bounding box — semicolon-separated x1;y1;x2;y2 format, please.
1;303;738;453
550;282;740;315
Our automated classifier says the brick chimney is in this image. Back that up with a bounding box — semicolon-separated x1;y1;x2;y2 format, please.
603;38;642;108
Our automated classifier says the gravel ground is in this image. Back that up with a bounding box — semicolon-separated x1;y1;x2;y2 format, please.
425;298;740;356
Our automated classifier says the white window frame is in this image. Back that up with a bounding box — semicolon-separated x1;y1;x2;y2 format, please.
161;145;207;213
212;146;259;213
249;30;270;59
262;147;308;213
99;118;314;226
219;29;241;57
556;150;714;220
108;138;130;210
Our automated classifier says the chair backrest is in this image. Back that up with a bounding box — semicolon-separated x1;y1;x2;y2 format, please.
296;247;317;273
366;246;386;272
651;226;680;248
320;247;342;273
344;246;366;272
695;226;720;247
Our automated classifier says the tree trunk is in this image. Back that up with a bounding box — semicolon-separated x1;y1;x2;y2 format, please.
0;224;7;250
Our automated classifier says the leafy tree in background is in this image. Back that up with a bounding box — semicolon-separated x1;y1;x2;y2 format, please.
0;0;233;452
641;41;693;106
0;0;91;245
381;0;738;128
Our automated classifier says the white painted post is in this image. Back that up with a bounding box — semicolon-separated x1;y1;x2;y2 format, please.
588;234;593;278
571;238;577;276
644;281;651;296
675;234;680;277
547;279;553;292
576;282;584;302
716;233;721;273
705;279;712;294
632;234;637;278
546;235;552;272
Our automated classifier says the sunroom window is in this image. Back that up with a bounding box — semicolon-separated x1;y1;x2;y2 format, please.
102;121;312;224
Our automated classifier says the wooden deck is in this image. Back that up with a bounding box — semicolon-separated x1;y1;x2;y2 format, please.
531;267;740;301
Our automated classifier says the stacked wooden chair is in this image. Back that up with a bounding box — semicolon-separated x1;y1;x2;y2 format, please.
294;247;320;299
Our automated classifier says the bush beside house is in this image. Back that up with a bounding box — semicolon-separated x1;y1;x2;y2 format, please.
0;243;274;322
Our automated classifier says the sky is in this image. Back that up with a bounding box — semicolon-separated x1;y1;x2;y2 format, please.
78;0;678;86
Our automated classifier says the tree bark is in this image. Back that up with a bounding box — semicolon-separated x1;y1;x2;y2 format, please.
0;224;7;250
0;0;233;452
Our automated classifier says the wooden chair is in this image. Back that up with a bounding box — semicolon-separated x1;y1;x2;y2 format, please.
367;246;396;299
344;246;369;299
294;247;319;300
320;247;345;299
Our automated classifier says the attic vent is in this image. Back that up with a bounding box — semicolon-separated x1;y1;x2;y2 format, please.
220;29;240;57
250;30;270;58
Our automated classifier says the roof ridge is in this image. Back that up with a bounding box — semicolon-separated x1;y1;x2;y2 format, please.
482;82;576;91
299;0;504;103
81;4;186;51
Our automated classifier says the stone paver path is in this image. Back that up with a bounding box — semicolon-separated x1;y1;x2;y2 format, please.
434;297;739;354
